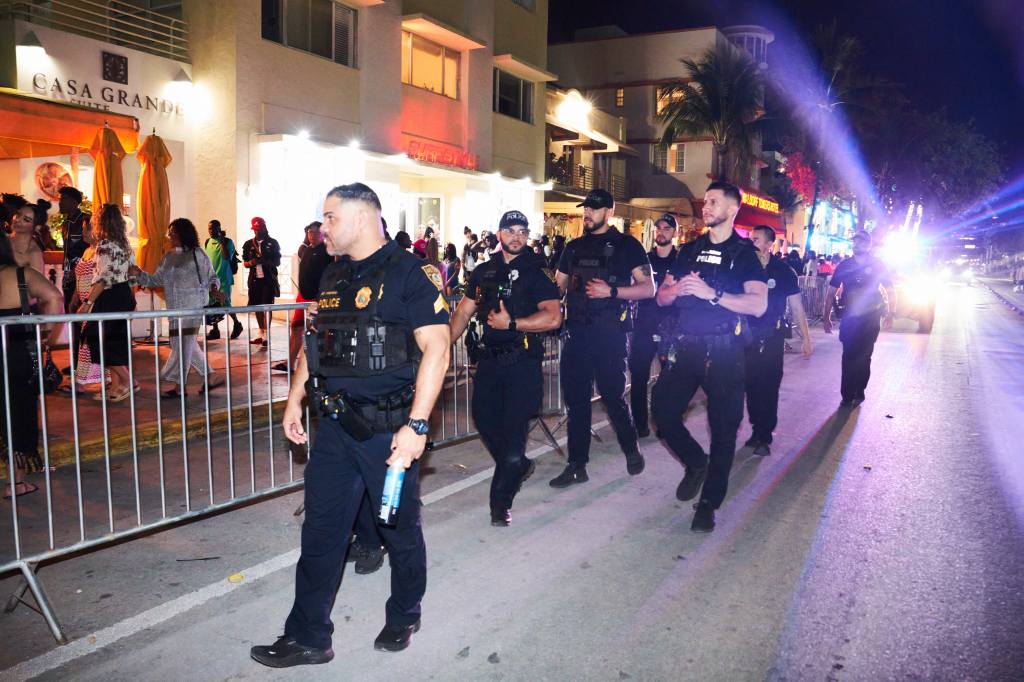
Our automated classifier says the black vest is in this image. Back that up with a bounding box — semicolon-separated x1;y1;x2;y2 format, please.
312;250;420;378
565;232;630;328
474;255;544;352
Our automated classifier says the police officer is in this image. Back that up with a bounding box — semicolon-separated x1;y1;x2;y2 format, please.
449;210;562;526
822;230;895;407
250;183;450;667
743;225;812;457
551;188;655;487
628;213;678;438
651;182;768;533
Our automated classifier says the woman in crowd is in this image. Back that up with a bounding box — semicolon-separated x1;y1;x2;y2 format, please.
78;204;137;402
443;243;461;296
69;217;106;387
0;231;64;499
130;217;225;398
8;198;46;273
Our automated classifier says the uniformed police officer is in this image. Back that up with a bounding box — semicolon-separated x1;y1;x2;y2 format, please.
250;183;450;667
449;210;562;526
822;230;895;407
743;225;812;457
628;213;678;438
652;182;768;533
551;188;655;487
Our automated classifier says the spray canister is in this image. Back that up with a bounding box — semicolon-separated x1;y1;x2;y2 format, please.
379;462;405;526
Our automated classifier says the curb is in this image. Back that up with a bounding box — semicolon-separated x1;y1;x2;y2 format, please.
980;281;1024;318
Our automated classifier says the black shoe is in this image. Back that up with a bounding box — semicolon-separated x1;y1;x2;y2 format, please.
753;443;771;457
625;450;645;475
272;362;290;372
230;320;243;339
61;366;72;375
517;458;536;493
675;465;707;502
549;464;588;488
744;435;760;448
250;636;334;668
353;544;386;575
691;501;716;533
636;425;651;438
839;399;855;408
851;397;864;406
490;508;511;527
207;327;221;341
374;620;421;652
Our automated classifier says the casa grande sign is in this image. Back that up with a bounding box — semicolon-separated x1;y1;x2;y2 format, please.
741;192;780;214
31;73;184;116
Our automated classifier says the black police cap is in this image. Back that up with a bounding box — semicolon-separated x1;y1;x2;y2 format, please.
655;213;677;229
576;188;614;209
498;210;529;231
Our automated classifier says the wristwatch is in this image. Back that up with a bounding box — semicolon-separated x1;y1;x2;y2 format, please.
609;285;619;299
508;318;517;332
406;418;429;436
710;289;723;306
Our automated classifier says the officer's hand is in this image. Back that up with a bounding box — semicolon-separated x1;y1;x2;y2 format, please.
678;272;715;300
282;400;307;445
882;313;894;331
486;300;512;329
822;317;833;334
388;425;426;469
801;335;813;357
585;278;612;299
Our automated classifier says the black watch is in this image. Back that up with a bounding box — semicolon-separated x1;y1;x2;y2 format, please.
710;289;723;306
508;318;517;332
609;285;618;299
406;419;429;436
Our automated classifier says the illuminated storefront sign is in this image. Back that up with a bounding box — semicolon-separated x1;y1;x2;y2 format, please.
31;73;184;116
407;140;478;171
741;192;780;214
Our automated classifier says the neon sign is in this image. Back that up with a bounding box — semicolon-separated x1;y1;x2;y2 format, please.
407;140;478;171
741;192;780;214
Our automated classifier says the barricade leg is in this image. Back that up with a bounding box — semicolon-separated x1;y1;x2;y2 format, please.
15;561;67;644
529;416;566;459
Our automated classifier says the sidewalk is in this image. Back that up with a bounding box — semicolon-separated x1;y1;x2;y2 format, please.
980;276;1024;315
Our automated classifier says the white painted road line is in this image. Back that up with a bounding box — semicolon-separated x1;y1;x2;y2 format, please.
3;420;607;681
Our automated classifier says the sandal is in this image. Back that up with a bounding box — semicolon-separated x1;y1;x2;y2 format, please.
3;482;39;500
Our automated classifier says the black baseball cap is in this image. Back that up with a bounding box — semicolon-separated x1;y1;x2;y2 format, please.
576;188;614;209
655;213;677;229
498;210;529;231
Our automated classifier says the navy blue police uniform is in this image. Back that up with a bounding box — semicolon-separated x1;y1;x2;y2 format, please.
651;230;766;518
466;243;560;522
557;220;649;473
744;254;800;447
283;239;449;651
830;254;892;403
628;239;677;436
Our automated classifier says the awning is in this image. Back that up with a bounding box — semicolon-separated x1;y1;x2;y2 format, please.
734;202;781;231
0;88;140;159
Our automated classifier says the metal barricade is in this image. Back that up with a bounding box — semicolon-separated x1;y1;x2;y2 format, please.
1;300;569;642
798;275;832;323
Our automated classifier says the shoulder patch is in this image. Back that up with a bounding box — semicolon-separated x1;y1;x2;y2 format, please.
542;268;556;283
422;264;444;291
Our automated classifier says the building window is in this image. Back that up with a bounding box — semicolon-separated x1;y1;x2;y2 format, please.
402;31;459;99
262;0;357;67
511;0;536;10
655;86;684;116
615;88;625;107
493;69;533;123
651;144;668;174
671;143;685;173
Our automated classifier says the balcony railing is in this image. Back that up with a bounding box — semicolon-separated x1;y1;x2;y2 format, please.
548;160;627;201
2;0;189;62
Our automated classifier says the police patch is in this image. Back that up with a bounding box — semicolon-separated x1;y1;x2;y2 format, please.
354;286;373;309
510;269;519;281
767;278;776;289
434;293;449;314
422;265;444;291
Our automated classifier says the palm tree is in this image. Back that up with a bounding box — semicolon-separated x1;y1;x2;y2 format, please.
658;44;765;184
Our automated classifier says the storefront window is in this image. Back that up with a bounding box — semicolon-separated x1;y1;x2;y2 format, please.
402;31;460;99
493;69;534;123
262;0;357;68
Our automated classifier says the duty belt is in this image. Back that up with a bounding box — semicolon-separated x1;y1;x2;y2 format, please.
310;381;415;440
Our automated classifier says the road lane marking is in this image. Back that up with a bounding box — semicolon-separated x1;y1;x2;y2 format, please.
2;420;608;681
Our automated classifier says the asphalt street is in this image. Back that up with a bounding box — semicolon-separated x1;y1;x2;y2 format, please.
2;281;1023;681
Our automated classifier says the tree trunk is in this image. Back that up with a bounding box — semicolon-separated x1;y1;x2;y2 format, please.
803;171;821;253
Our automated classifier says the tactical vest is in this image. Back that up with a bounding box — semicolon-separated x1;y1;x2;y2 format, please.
474;257;544;353
670;233;750;338
312;249;420;378
565;233;630;328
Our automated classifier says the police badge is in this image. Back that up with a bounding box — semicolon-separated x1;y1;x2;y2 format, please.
354;286;373;309
422;265;444;291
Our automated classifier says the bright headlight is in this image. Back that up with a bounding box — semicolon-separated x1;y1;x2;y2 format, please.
905;275;938;305
961;268;973;280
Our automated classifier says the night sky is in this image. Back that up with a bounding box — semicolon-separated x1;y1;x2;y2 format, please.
549;0;1024;177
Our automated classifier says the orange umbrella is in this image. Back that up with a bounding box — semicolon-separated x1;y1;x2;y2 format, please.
136;134;172;273
88;125;126;208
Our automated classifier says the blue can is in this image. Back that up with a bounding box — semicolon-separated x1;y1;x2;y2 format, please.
379;463;405;526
